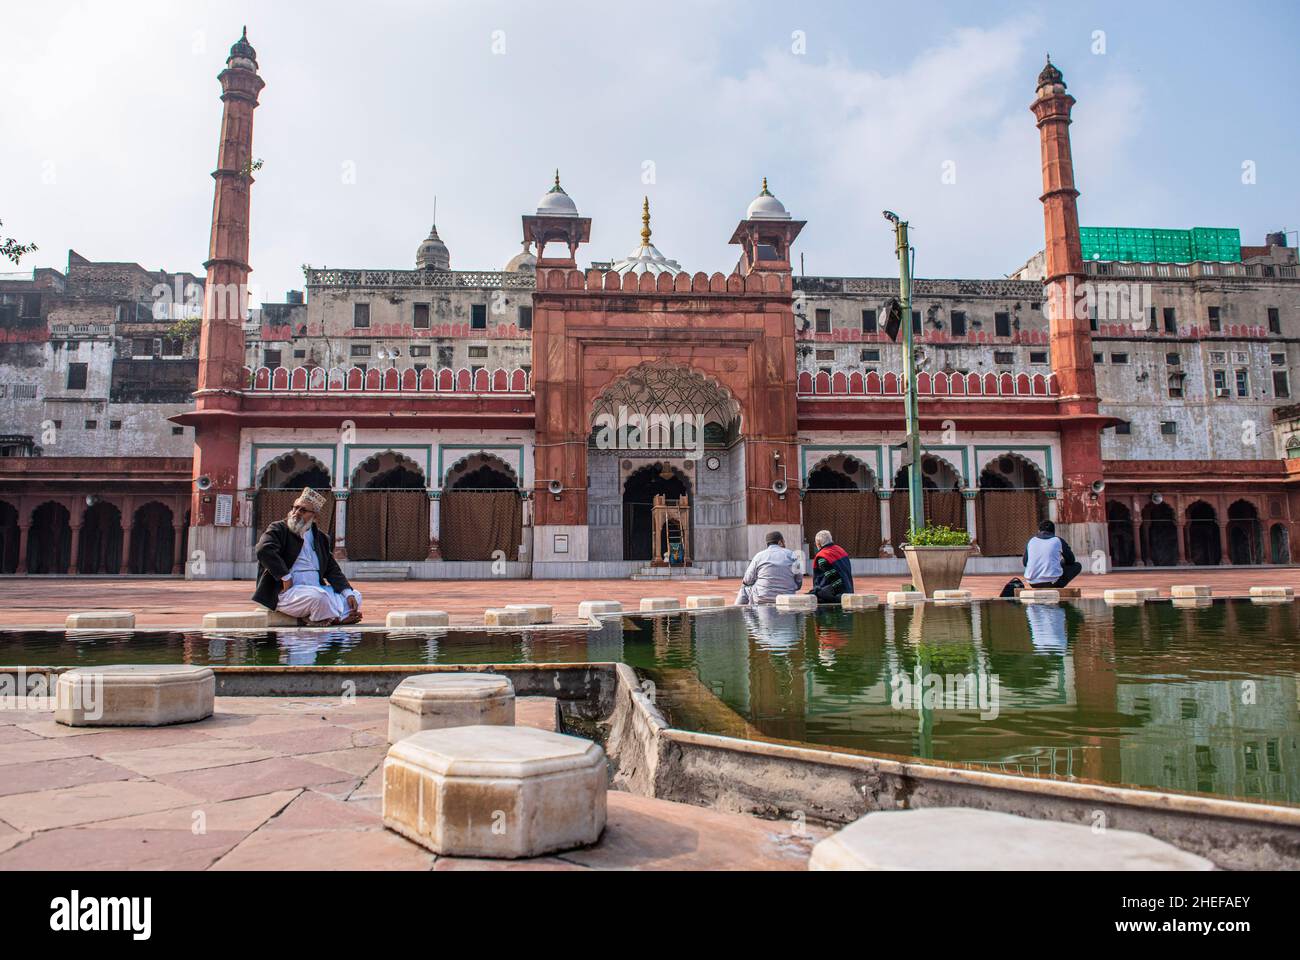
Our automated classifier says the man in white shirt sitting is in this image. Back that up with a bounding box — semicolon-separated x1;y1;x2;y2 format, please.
735;531;804;606
251;488;363;626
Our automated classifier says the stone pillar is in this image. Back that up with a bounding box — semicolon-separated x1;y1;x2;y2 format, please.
427;492;441;560
15;524;29;575
1175;519;1188;565
68;523;82;575
1219;520;1232;566
172;521;186;574
962;490;978;537
333;493;348;560
878;493;893;557
122;522;135;576
1129;518;1140;568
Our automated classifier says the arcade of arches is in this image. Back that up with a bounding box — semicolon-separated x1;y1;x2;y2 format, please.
1106;494;1289;567
0;496;190;576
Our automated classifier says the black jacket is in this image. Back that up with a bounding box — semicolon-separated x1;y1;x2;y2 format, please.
251;521;351;611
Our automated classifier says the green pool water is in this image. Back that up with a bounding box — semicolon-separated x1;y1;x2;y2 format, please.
3;598;1297;806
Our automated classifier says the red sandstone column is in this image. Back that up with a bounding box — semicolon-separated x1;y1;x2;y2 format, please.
171;520;186;574
191;29;264;527
68;524;82;575
16;524;29;575
1031;57;1105;550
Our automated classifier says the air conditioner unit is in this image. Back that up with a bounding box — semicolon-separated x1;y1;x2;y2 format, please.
1215;387;1230;398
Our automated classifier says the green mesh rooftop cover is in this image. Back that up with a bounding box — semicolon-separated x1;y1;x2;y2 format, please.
1080;226;1241;263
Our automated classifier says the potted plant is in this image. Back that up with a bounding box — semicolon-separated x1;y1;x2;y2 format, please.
900;524;973;596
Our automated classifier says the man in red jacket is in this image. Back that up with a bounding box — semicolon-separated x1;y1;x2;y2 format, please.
809;530;855;604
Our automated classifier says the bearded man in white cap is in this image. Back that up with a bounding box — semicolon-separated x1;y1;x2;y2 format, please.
251;488;362;626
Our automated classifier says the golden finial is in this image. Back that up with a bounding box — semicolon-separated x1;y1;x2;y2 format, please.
554;169;561;190
641;196;652;246
761;176;771;196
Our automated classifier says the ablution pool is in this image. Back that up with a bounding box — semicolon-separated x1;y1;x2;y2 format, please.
4;598;1297;807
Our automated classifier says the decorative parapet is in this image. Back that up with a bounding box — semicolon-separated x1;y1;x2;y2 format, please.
795;276;1045;299
305;268;535;290
535;268;789;295
244;365;531;395
797;369;1058;399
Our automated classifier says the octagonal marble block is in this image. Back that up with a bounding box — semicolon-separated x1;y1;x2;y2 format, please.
383;725;608;858
388;673;515;744
54;664;215;727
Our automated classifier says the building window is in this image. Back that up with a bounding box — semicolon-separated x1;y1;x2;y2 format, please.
293;349;306;359
950;311;967;337
409;345;431;358
109;420;122;430
1268;307;1281;334
911;311;922;335
518;306;532;331
1209;350;1226;364
1160;421;1177;436
1166;353;1180;366
1274;370;1290;399
14;384;37;399
1029;351;1047;364
132;338;154;358
994;312;1011;337
1110;353;1128;365
263;350;282;369
1168;374;1184;399
861;309;877;334
815;309;831;334
172;426;184;436
1208;306;1221;332
19;293;41;318
1236;368;1249;397
1115;421;1131;435
468;346;489;359
66;363;88;390
413;304;430;329
861;348;880;362
1271;353;1286;366
350;344;371;358
1093;352;1104;364
1163;307;1177;334
471;304;487;330
993;351;1014;365
353;303;371;328
1089;304;1098;332
84;420;97;430
815;349;834;362
1213;369;1228;396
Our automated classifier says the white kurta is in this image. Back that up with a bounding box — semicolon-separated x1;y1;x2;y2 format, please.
276;526;362;623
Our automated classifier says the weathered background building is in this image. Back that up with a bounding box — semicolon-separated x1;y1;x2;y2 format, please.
2;35;1296;580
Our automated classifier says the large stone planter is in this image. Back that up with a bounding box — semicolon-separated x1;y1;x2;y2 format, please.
901;545;971;597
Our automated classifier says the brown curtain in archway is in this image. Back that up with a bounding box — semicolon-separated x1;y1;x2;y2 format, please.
440;490;521;561
803;490;881;558
343;490;427;562
128;503;175;574
976;490;1045;557
891;490;966;548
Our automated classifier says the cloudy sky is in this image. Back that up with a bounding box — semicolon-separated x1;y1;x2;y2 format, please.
2;0;1296;302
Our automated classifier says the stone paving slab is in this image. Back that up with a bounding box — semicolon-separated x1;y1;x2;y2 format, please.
0;695;835;871
0;755;137;798
4;569;1298;628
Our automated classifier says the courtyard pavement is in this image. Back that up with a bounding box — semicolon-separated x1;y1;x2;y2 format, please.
1;568;1298;628
0;695;823;871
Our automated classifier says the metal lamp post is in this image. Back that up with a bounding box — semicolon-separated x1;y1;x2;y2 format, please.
884;211;924;538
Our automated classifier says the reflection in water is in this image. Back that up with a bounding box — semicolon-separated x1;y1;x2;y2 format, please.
3;599;1298;805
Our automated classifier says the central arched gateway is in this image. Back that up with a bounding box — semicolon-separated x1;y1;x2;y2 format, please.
587;362;745;564
440;453;523;562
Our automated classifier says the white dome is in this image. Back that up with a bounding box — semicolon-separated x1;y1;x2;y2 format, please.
745;178;791;221
610;198;683;277
536;170;579;217
505;241;537;274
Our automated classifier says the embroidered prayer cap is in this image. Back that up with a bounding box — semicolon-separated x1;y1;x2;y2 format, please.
293;488;327;514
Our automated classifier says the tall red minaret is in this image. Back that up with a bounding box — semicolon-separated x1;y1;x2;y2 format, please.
191;28;263;527
1031;56;1106;551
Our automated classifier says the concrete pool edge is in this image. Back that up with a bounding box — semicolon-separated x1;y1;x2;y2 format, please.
602;663;1300;870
